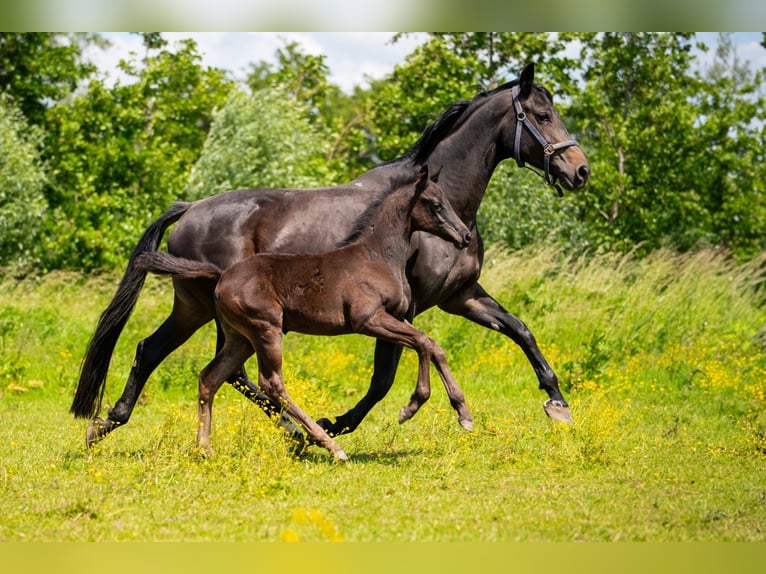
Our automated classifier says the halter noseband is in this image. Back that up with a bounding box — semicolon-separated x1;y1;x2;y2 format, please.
512;84;580;197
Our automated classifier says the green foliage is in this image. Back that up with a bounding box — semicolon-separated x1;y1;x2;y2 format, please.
367;37;483;161
0;32;99;126
245;40;375;182
566;32;766;258
41;35;233;270
186;87;334;199
0;96;47;271
0;32;764;271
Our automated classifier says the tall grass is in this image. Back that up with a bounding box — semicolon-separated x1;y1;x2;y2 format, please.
0;247;764;541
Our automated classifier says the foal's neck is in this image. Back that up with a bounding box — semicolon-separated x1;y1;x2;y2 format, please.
359;189;414;266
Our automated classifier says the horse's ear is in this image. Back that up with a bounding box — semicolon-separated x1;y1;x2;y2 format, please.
429;164;442;183
520;63;535;96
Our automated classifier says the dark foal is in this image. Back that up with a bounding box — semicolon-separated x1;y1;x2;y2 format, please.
137;166;473;460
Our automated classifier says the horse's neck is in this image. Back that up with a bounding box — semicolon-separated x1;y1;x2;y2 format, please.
428;102;505;223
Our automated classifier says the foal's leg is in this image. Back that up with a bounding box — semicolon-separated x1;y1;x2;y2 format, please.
317;339;404;437
253;325;348;462
360;310;472;430
216;319;306;449
421;337;473;431
439;281;573;423
197;335;254;453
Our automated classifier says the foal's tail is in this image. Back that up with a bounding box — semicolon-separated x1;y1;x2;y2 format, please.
133;251;223;281
70;202;192;419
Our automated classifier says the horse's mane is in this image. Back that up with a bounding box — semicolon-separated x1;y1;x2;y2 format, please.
396;79;525;165
337;170;419;247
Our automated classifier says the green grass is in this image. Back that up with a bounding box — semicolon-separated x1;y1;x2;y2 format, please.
0;247;764;541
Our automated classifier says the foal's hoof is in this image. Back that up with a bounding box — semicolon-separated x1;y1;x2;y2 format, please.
459;418;474;432
85;417;109;448
398;406;414;424
333;449;349;463
543;400;574;424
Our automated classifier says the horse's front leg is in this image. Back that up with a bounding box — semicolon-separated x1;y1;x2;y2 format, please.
317;337;404;437
439;281;573;423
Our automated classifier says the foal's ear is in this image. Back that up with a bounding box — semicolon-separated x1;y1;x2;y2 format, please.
416;164;429;193
429;164;442;183
520;63;535;97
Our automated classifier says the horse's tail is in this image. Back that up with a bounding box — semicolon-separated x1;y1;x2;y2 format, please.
70;201;192;419
134;251;223;281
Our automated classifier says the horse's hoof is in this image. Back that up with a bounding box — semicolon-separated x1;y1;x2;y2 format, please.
544;400;574;424
459;418;474;432
85;417;109;448
398;406;413;424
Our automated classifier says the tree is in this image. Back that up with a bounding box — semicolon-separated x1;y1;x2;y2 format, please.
41;34;233;270
0;33;99;126
366;37;482;163
564;32;766;258
186;87;332;198
0;96;48;271
246;39;373;182
693;33;766;258
564;33;707;253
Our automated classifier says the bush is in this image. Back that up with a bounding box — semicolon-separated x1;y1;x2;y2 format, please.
0;96;48;272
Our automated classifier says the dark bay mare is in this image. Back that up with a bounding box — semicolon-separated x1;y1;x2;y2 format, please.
71;63;590;446
135;166;473;460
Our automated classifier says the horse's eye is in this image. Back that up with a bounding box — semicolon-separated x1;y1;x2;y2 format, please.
536;113;551;123
433;201;443;211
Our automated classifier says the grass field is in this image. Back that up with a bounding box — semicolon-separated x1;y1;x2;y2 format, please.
0;247;764;541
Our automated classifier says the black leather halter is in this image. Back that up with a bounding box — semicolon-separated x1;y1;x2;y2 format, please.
512;84;580;196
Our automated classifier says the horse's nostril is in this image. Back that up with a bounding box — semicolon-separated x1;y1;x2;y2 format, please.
578;164;590;182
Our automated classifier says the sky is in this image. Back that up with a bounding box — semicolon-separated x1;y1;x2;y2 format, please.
86;32;427;92
86;32;766;94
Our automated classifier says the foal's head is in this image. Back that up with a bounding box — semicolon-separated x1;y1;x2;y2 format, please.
410;165;472;249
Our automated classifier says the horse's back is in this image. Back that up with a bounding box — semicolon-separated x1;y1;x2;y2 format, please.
166;184;375;267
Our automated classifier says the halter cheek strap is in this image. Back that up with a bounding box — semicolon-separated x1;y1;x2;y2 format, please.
512;85;580;196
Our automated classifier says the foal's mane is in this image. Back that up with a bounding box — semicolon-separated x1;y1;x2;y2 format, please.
337;171;421;247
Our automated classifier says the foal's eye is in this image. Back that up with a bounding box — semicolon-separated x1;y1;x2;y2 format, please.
432;201;444;211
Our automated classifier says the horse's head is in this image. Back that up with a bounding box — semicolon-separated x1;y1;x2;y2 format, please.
411;165;472;249
503;63;590;193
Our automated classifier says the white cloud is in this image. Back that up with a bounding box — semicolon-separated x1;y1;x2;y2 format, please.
87;32;426;92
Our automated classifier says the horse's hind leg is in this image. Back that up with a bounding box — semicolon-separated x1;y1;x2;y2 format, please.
86;299;210;447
